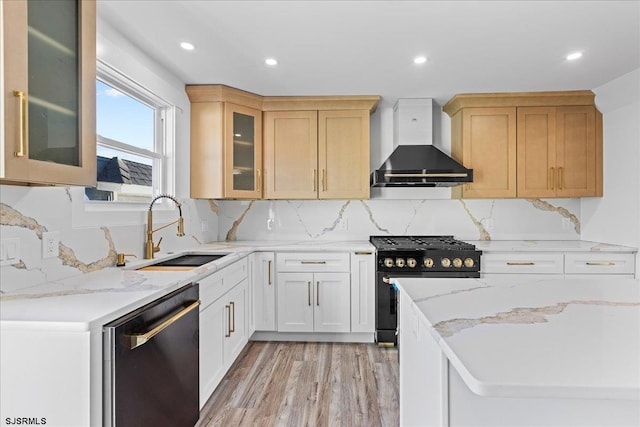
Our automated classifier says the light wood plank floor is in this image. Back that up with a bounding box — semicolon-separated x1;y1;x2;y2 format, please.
196;341;399;427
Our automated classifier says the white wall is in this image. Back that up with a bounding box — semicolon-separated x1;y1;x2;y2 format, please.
582;68;640;275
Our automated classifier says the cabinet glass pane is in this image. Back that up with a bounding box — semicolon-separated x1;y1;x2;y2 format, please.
27;0;80;166
232;112;255;191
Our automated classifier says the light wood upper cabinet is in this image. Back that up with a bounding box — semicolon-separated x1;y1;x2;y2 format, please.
263;111;318;199
445;91;603;199
188;86;263;199
2;0;96;186
190;87;379;200
450;107;517;198
318;110;370;199
518;106;600;198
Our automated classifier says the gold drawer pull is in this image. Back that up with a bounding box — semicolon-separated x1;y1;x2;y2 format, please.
125;301;200;349
586;262;615;266
354;251;372;255
506;262;535;266
301;260;327;265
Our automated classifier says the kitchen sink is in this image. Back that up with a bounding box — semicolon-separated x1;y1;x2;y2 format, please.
136;254;229;271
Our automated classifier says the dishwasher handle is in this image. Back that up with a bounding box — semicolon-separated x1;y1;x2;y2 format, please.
124;300;200;350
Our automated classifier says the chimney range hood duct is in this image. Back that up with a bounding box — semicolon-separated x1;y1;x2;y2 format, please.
370;99;473;188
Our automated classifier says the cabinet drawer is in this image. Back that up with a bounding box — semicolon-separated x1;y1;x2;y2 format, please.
564;253;636;275
199;259;248;308
482;253;564;275
276;252;350;272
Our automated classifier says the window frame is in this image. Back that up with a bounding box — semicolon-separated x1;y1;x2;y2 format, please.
86;60;175;208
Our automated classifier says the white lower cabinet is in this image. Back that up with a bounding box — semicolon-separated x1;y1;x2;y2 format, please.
277;272;350;333
198;259;249;408
250;252;276;331
350;251;375;333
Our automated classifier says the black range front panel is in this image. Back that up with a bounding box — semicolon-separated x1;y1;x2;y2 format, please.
371;236;482;346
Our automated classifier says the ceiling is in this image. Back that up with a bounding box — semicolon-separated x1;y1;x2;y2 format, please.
98;1;640;108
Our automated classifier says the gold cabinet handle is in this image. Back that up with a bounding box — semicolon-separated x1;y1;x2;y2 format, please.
256;169;262;191
313;169;317;192
267;260;272;285
13;91;27;157
125;301;200;349
301;260;327;265
354;251;372;255
558;167;564;190
550;167;555;190
230;301;235;333
225;304;231;337
586;262;615;266
307;281;311;306
506;262;535;266
316;281;320;306
322;169;326;191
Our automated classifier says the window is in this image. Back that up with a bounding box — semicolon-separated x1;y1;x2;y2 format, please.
85;61;174;204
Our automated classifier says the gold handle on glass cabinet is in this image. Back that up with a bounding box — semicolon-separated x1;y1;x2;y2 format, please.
125;301;201;349
550;167;555;190
267;260;272;285
316;281;320;306
586;262;615;266
225;304;231;337
307;281;311;306
13;91;27;157
230;301;235;333
313;169;317;192
256;169;262;191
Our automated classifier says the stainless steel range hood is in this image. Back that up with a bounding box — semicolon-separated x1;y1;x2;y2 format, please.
370;99;473;187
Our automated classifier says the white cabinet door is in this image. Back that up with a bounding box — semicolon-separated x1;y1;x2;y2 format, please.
252;252;276;331
277;272;314;332
199;297;226;408
314;272;351;333
350;251;375;333
224;279;248;364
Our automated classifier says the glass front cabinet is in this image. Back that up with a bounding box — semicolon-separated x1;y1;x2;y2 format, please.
224;103;262;198
2;0;96;186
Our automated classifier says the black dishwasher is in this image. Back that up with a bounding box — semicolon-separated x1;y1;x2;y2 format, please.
104;283;200;427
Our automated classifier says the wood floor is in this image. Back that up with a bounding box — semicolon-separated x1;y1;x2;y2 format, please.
196;341;399;427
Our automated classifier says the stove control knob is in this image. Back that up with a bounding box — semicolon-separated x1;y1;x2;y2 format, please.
407;258;417;268
464;258;475;268
424;258;434;268
396;258;406;268
441;258;451;268
453;258;463;268
384;258;394;268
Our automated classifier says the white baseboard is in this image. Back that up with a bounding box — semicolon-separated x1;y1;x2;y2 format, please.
250;331;375;343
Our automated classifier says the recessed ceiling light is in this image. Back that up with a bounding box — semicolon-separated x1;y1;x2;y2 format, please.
566;51;583;61
180;42;195;51
265;58;278;66
414;56;427;64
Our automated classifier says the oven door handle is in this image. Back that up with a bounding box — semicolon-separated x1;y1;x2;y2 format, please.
124;301;200;350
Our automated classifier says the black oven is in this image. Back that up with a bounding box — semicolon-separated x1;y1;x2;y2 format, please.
370;236;482;346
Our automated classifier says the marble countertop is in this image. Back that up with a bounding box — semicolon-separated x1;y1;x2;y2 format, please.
0;240;373;332
395;276;640;400
469;240;637;252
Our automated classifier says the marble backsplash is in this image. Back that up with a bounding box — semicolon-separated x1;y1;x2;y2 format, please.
215;198;581;242
0;183;581;293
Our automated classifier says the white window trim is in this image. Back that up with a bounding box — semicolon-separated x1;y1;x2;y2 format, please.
73;60;177;228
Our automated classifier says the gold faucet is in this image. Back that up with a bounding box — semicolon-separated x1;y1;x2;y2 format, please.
146;194;185;259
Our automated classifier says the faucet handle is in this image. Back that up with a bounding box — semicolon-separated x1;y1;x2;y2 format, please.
116;253;137;267
153;237;163;253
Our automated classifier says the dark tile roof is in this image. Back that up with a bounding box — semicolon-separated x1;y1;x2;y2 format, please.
97;156;152;186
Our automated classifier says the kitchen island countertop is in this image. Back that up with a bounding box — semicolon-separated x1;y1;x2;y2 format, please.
395;275;640;400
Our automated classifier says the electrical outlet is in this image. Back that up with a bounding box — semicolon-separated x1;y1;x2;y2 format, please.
42;231;60;258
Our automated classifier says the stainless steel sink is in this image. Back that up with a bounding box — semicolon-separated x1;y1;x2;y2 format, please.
136;254;229;271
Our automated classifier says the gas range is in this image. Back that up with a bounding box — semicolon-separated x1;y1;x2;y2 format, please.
370;235;482;346
370;235;482;278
